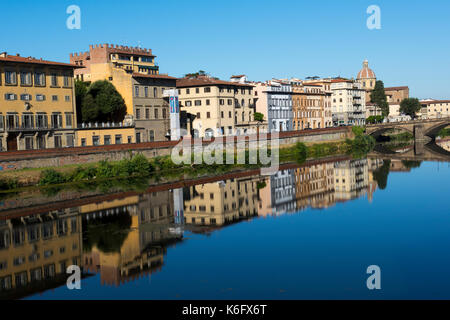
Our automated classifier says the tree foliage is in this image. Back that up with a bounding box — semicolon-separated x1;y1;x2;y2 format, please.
254;112;264;122
370;80;389;116
400;98;421;118
80;80;127;123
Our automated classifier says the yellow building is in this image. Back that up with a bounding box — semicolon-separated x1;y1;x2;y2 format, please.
76;125;135;146
177;75;258;138
70;44;177;142
0;53;79;151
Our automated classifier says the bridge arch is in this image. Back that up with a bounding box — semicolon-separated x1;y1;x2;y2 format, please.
424;121;450;138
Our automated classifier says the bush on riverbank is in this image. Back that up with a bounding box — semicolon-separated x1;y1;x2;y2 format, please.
438;128;450;138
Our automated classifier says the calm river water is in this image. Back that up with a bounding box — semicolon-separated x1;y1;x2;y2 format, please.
1;155;450;299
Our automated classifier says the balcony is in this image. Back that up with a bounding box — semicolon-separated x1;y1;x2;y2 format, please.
5;124;53;132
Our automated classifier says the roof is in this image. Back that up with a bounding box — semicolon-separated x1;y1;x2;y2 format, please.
385;86;409;91
230;75;246;78
132;72;178;80
176;77;254;88
0;54;81;68
420;99;450;105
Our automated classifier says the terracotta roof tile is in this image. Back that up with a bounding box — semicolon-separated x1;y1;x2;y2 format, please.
0;54;80;68
132;72;177;80
176;77;254;88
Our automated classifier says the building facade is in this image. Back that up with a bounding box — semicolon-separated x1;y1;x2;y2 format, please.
70;44;177;142
420;100;450;119
0;53;78;151
291;81;332;130
264;80;293;132
331;79;366;126
177;75;258;138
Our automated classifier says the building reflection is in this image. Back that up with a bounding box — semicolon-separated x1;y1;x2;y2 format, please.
183;177;260;230
0;209;83;299
0;156;392;298
82;191;182;287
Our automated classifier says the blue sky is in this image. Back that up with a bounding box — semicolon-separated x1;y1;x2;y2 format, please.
2;0;450;99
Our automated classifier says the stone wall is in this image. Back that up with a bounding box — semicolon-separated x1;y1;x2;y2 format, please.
0;127;352;172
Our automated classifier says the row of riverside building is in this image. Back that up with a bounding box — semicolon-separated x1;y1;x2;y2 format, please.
0;44;445;152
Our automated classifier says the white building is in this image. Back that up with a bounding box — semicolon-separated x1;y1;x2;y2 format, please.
331;79;366;126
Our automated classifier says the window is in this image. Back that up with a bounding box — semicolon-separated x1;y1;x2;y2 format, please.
162;108;167;119
92;136;100;146
135;108;141;120
34;72;46;86
22;114;34;128
81;138;86;146
52;95;58;101
20;71;32;85
65;113;73;128
154;87;157;97
196;88;200;94
66;134;74;147
136;132;141;143
5;70;17;85
186;88;190;94
206;99;210;106
63;75;70;87
4;93;17;100
51;73;58;86
221;111;224;118
36;94;45;101
36;114;47;128
135;85;139;97
145;108;150;119
149;130;155;142
20;94;32;101
204;87;211;93
154;109;158;119
51;113;62;128
219;99;224;105
185;101;192;107
54;135;62;148
65;95;70;102
25;136;34;150
144;87;148;97
195;100;201;106
115;135;122;144
207;112;210;118
228;99;233;105
196;112;201;119
104;135;111;145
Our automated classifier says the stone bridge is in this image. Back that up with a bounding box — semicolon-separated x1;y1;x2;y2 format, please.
365;117;450;142
369;140;450;162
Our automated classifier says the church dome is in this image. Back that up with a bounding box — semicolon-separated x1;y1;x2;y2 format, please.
357;60;376;79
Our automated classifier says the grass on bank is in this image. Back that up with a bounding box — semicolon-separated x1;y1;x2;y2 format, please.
0;132;375;193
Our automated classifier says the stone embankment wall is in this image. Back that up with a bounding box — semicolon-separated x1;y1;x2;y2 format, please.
0;127;352;172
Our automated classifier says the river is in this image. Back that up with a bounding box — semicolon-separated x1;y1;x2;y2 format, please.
1;154;450;299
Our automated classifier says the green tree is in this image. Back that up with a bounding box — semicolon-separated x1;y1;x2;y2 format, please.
81;80;127;123
400;98;421;119
370;80;389;116
75;80;89;123
254;112;264;122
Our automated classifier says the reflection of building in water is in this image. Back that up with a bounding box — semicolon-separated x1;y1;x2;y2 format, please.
367;158;384;202
82;192;182;287
389;159;411;172
270;169;297;214
0;209;83;299
257;178;273;217
184;177;260;226
334;159;369;202
294;162;336;210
